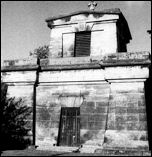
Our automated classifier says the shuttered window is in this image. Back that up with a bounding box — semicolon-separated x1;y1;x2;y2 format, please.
74;31;91;57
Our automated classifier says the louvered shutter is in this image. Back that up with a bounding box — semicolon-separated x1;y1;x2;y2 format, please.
75;31;91;57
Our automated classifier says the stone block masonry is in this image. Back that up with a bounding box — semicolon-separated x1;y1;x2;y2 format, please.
1;51;151;151
1;7;151;154
35;83;110;147
104;82;149;149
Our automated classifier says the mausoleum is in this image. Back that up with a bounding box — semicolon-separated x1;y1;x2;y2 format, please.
1;3;151;154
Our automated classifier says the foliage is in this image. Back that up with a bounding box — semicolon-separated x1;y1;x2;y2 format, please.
29;45;49;59
1;83;32;150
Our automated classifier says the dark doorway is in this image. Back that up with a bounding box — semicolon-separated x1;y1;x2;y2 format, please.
57;107;80;147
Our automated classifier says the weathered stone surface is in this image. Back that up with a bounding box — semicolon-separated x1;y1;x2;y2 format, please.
116;107;127;114
106;81;148;134
143;151;151;156
138;100;145;107
36;83;110;146
80;129;105;146
127;122;139;130
2;58;37;67
45;7;133;58
127;107;139;113
91;22;117;56
107;121;115;130
40;52;151;69
105;66;149;80
115;115;126;122
3;67;149;149
45;7;133;59
39;69;105;82
139;113;147;121
46;9;120;25
126;115;138;122
1;58;38;71
138;122;147;131
2;71;37;82
103;130;149;149
1;4;151;153
95;148;151;156
103;51;150;63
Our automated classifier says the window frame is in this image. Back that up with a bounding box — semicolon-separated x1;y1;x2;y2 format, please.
74;31;91;57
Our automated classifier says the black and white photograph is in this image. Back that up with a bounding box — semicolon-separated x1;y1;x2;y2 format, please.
1;1;151;156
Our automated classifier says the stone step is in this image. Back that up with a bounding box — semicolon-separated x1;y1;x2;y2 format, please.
37;145;79;152
36;145;151;156
95;148;151;156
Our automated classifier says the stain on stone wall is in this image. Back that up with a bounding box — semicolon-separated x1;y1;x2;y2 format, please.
104;82;148;149
36;83;110;147
36;81;149;148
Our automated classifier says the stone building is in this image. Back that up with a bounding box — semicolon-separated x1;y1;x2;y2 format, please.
1;7;151;154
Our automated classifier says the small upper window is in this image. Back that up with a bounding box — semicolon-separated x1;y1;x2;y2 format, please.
74;31;91;57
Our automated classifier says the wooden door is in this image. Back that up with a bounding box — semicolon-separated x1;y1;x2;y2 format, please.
58;107;80;146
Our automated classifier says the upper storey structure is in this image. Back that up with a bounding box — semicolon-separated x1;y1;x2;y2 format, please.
46;8;132;58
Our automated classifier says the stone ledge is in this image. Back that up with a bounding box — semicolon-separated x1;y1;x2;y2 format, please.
40;56;101;67
2;58;37;66
1;58;38;72
1;52;151;72
41;63;101;71
36;145;78;152
1;65;39;72
102;51;151;66
95;148;151;156
37;145;151;155
103;51;150;61
40;52;151;70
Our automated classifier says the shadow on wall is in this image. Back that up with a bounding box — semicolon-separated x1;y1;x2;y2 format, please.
80;105;108;146
80;129;105;146
1;83;32;151
145;63;152;151
79;99;109;146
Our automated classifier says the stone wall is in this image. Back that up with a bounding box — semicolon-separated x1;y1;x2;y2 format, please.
35;83;110;147
1;51;151;150
104;82;148;150
49;15;119;58
35;81;149;149
80;83;110;146
1;58;37;144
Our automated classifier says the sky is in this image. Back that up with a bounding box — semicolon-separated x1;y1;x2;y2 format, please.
1;1;151;61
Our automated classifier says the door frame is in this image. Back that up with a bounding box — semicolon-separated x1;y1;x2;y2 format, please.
57;107;80;147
